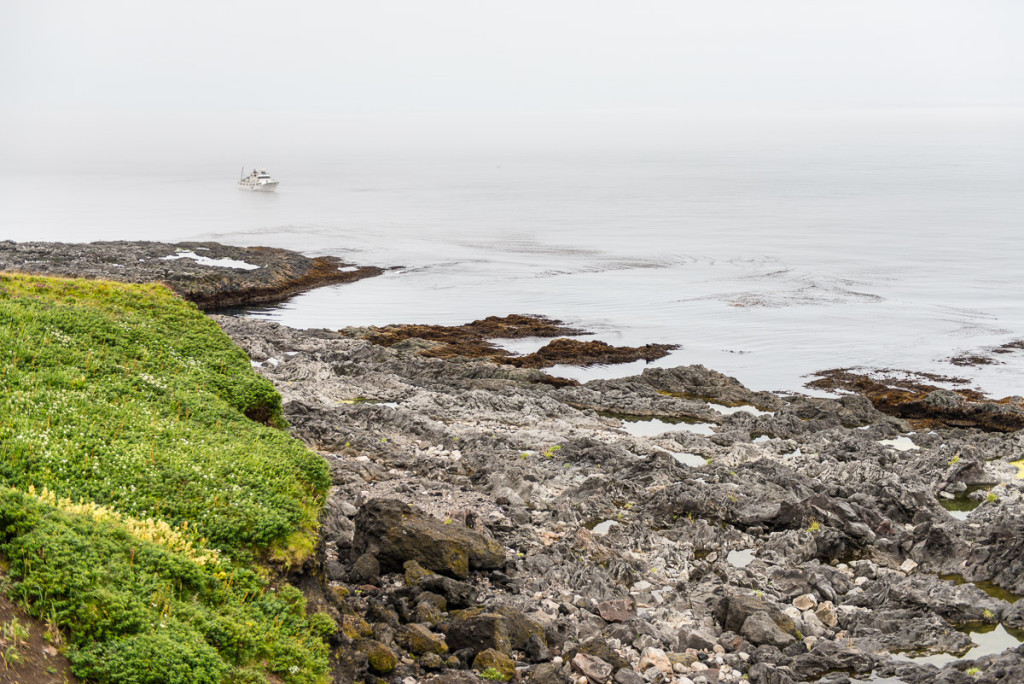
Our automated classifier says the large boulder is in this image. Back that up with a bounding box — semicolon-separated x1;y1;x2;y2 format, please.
741;613;797;649
472;648;516;681
397;623;448;656
449;606;546;651
443;612;512;657
715;594;798;637
353;498;506;579
355;638;397;675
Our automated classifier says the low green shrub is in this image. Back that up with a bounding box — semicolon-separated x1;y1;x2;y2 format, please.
0;274;329;556
0;274;333;682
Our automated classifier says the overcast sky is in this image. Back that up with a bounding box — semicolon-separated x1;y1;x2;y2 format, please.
2;1;1022;166
4;1;1022;113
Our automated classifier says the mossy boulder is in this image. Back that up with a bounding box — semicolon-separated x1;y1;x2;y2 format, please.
404;559;433;585
356;638;397;675
472;648;516;681
450;605;545;651
397;623;448;656
443;611;512;657
341;614;374;640
420;652;445;670
354;499;505;579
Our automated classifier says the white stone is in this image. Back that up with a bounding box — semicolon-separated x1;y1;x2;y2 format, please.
815;601;838;627
900;558;919;574
854;576;869;586
793;593;818;611
689;661;709;672
638;647;673;675
738;652;750;662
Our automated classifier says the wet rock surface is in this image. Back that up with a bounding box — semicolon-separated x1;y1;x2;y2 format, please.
340;314;678;370
808;368;1024;433
0;240;384;309
210;314;1024;683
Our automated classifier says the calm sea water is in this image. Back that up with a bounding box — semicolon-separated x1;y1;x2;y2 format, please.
3;110;1023;396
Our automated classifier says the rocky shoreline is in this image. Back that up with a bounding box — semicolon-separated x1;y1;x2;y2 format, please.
4;240;1023;683
217;314;1024;684
0;240;385;309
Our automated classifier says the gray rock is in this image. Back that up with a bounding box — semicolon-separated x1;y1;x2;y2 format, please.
741;613;796;649
572;653;614;683
353;498;505;579
614;670;645;684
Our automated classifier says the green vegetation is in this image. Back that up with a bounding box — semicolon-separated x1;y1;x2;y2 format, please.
479;667;510;681
1;616;29;670
807;519;821;533
1012;459;1024;479
0;274;332;682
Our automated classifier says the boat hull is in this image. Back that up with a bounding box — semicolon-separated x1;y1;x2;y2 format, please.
238;181;279;192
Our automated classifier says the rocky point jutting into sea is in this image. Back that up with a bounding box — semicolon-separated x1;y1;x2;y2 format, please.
5;241;1024;684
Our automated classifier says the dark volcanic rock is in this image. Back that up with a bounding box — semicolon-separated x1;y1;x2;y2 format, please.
353;498;505;579
343;314;678;369
349;552;381;585
0;240;384;310
808;368;1024;432
444;613;512;657
507;338;679;368
345;314;585;360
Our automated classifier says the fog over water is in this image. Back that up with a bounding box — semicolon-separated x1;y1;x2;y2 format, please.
3;2;1023;395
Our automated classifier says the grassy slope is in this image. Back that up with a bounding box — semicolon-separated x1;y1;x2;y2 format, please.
0;274;333;683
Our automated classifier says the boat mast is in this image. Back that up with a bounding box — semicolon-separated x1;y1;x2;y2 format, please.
240;166;244;181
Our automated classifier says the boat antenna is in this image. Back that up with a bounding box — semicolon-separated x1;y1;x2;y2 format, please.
240;165;244;181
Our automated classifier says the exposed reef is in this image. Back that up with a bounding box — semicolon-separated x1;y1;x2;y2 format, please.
0;240;384;310
808;368;1024;433
341;314;679;369
949;340;1024;368
219;315;1024;684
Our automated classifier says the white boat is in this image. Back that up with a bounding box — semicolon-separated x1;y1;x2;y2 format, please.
238;167;279;192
